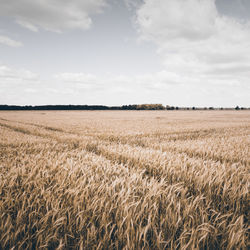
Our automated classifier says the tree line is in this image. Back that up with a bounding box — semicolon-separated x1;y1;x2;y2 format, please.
0;104;248;111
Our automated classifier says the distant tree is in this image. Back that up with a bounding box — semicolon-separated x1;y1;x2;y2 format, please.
235;106;240;110
136;104;165;110
192;107;196;110
122;105;137;110
209;107;214;110
166;105;175;110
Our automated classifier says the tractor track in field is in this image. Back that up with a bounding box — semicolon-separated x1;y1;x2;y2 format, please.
0;119;249;218
1;118;249;166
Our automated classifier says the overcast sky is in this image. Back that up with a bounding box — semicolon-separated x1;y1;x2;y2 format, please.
0;0;249;107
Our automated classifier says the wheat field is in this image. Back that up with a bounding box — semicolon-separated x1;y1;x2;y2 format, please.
0;110;249;249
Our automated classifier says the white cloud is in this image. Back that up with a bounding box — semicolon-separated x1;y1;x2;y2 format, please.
0;0;107;32
55;72;98;83
0;64;45;105
135;0;250;88
0;35;23;47
15;20;39;32
54;70;183;91
1;66;249;106
54;73;100;89
50;69;250;106
137;0;217;41
0;65;39;86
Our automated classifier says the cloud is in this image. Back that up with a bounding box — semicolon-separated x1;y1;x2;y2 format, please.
0;65;39;86
124;0;142;10
54;70;183;92
0;35;23;47
0;64;46;104
1;65;249;106
137;0;217;41
135;0;250;87
54;73;101;90
0;0;107;32
45;70;249;106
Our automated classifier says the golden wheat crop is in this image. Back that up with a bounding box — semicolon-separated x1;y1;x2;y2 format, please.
0;110;249;249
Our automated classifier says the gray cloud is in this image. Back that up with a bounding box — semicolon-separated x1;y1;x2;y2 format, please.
216;0;250;20
0;35;23;47
0;0;107;32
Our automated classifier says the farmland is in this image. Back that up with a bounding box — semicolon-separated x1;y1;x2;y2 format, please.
0;110;249;249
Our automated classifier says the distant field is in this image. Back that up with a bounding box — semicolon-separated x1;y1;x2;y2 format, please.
0;110;249;249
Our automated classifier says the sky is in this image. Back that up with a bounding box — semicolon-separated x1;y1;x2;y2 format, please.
0;0;249;107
